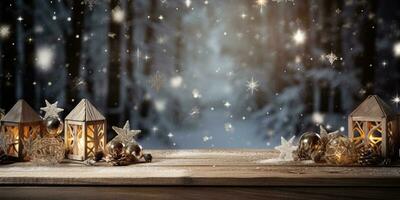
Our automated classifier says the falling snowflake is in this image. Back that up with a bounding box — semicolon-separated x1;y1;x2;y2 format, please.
170;76;183;88
192;89;202;98
40;100;64;118
224;101;231;108
394;42;400;57
246;77;259;95
189;107;200;117
312;112;324;124
292;29;306;45
185;0;192;7
0;25;10;39
167;132;174;138
325;52;338;65
36;46;54;71
112;6;125;23
256;0;267;13
224;123;234;133
392;95;400;107
149;71;165;92
274;136;297;161
72;77;87;89
84;0;97;10
203;136;213;142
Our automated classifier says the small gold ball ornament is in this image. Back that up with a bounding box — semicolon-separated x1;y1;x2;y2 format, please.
124;141;143;159
44;116;63;137
296;132;322;160
107;140;124;157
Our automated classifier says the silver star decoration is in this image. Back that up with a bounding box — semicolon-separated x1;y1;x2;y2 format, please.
274;136;297;161
40;100;64;118
319;125;339;144
325;52;338;65
111;120;141;145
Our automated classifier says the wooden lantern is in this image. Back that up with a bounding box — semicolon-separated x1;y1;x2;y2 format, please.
0;100;42;160
348;95;398;158
64;99;106;160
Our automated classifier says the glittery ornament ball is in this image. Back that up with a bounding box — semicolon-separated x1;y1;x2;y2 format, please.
297;132;322;160
325;136;357;165
45;116;63;137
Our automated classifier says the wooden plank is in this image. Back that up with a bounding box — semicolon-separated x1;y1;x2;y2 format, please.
0;150;400;186
1;186;400;200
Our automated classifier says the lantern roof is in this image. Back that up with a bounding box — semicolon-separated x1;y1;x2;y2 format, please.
1;100;42;123
349;95;395;119
65;99;105;122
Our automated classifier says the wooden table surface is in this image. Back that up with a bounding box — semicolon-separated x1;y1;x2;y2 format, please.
1;149;400;199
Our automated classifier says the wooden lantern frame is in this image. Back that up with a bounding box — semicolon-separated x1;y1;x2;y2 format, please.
0;100;42;160
348;95;398;158
64;99;107;161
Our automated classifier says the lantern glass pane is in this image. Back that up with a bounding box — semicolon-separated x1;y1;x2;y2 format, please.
352;121;365;146
86;123;105;157
66;123;84;156
21;125;40;160
3;125;19;157
366;121;383;147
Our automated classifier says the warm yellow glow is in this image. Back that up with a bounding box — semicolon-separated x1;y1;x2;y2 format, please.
394;42;400;57
256;0;267;6
256;0;267;13
292;29;306;45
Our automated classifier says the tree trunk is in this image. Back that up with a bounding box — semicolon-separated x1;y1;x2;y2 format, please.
124;0;136;122
107;0;123;127
355;0;377;96
18;0;36;107
0;0;18;109
65;0;85;110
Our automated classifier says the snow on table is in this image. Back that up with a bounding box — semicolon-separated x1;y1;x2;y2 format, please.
0;149;399;186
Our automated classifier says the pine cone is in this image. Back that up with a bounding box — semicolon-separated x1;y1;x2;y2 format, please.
357;145;383;166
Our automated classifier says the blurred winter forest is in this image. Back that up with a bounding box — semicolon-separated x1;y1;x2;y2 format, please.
0;0;400;148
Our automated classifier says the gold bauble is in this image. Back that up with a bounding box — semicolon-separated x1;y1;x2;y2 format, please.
325;135;357;165
107;140;124;156
44;116;63;137
124;141;143;158
297;132;322;160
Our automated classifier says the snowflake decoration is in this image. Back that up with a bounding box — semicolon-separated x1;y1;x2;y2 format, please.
149;71;165;92
325;52;338;65
40;100;64;118
274;136;297;161
84;0;97;10
111;120;141;145
246;77;259;95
